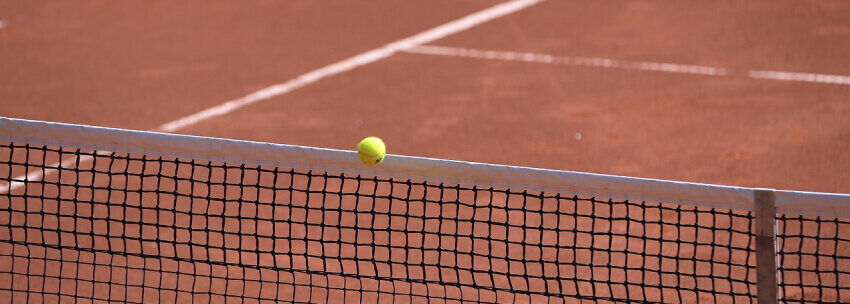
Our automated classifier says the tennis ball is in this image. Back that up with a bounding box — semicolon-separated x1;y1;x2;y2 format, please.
357;137;386;165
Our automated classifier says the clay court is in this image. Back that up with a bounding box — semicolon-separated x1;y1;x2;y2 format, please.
2;0;848;193
1;1;849;303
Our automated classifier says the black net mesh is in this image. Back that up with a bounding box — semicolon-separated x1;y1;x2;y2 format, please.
776;215;850;302
0;142;845;303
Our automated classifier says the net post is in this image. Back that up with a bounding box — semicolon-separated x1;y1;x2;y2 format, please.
754;189;778;304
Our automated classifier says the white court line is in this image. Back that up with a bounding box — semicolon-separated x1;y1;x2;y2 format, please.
156;0;545;133
0;153;101;194
405;45;850;86
406;45;729;76
2;0;546;194
0;20;6;30
748;70;850;85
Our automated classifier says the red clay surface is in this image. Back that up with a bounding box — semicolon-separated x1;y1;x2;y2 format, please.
1;1;848;193
1;1;848;192
173;1;850;194
0;0;499;130
1;0;850;303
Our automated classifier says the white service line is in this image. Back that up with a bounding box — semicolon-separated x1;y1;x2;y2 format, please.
748;70;850;86
2;0;546;194
0;20;6;30
406;45;729;76
156;0;545;133
406;45;850;86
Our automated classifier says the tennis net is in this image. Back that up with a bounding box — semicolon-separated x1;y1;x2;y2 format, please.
0;117;848;303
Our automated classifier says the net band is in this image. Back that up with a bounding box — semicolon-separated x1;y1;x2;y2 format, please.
0;118;845;217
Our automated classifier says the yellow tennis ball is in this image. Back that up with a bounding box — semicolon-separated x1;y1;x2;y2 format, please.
357;137;386;165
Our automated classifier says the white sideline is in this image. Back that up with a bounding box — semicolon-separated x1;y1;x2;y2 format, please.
156;0;545;133
2;0;546;193
1;117;849;218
